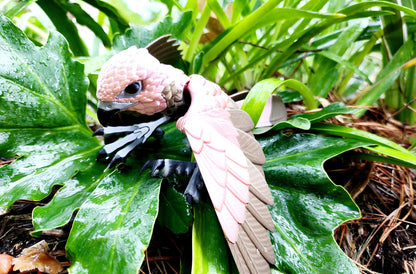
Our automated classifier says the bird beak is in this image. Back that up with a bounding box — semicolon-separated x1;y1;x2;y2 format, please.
97;101;138;126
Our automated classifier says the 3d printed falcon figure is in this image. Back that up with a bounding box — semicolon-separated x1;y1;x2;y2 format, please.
94;36;275;273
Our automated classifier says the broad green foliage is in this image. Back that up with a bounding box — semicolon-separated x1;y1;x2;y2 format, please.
66;170;162;273
0;14;175;273
262;133;364;273
0;16;87;128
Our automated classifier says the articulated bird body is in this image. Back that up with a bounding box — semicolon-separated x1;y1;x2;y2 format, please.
96;41;275;273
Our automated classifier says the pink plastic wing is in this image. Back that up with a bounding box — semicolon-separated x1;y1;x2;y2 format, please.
177;75;250;243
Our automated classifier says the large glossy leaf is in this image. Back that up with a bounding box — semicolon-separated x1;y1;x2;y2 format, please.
0;14;93;212
260;132;366;273
0;14;191;274
66;169;162;273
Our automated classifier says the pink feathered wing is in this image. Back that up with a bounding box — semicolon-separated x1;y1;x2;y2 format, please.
177;75;275;273
176;75;249;243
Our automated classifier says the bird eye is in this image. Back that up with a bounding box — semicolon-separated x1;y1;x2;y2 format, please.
125;81;142;95
116;81;143;99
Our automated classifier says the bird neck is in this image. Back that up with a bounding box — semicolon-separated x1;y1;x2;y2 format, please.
161;76;191;119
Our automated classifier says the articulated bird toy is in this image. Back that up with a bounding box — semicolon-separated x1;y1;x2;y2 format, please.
94;35;276;273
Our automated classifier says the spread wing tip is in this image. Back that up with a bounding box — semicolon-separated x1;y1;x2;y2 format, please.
146;34;182;65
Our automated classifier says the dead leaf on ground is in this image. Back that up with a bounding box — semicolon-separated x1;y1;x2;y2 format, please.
12;240;63;274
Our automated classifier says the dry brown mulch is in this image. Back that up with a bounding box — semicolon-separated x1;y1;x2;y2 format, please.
1;105;416;273
327;106;416;274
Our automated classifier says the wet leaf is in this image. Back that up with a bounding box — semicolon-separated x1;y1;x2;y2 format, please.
66;170;162;273
260;133;366;273
0;14;92;210
158;185;193;234
0;14;191;274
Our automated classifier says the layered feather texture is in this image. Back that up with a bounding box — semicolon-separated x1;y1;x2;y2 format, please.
177;75;275;273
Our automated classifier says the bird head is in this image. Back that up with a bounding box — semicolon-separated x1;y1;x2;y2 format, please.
96;46;188;126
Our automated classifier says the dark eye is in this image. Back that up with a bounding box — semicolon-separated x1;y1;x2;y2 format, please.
116;81;143;99
125;81;142;95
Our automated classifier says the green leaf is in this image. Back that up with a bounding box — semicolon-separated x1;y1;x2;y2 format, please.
0;15;192;274
192;200;230;273
340;1;416;20
3;0;36;18
184;2;210;63
0;16;88;129
254;102;359;134
309;22;367;98
354;39;414;116
292;102;361;124
113;11;192;52
58;0;111;48
158;185;193;234
352;151;416;169
255;8;346;30
260;133;365;273
261;1;416;79
254;117;311;135
241;78;316;126
0;14;93;208
311;123;416;168
66;170;162;273
207;0;231;29
97;0;168;24
82;0;129;31
311;123;409;153
201;0;282;67
37;0;89;56
316;50;372;84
